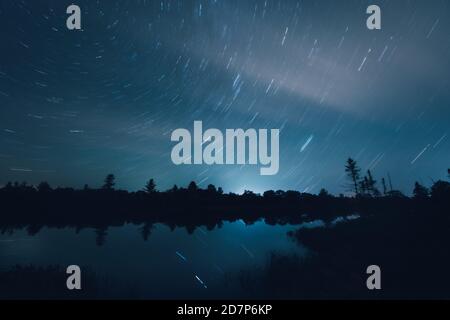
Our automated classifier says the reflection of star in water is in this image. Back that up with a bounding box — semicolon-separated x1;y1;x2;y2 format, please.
195;275;207;289
176;251;187;262
240;244;255;259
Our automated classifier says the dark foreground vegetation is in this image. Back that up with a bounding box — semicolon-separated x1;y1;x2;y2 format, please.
229;163;450;299
236;205;450;299
0;265;140;299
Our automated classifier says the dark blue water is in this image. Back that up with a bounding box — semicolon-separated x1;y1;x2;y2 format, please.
0;220;305;298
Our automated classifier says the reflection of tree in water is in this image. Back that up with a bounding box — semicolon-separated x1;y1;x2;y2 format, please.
95;227;108;246
26;224;43;236
140;223;153;241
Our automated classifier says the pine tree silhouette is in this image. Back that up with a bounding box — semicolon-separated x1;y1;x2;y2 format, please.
102;174;115;190
345;158;361;195
144;179;156;193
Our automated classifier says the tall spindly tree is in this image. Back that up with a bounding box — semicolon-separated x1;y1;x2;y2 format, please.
102;174;116;190
345;158;361;195
366;170;380;196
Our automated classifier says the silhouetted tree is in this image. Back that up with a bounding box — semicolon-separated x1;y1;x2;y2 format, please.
263;190;276;198
140;223;153;241
102;174;115;190
95;227;108;246
387;173;394;192
3;182;13;191
318;188;330;197
19;182;30;191
243;190;257;198
381;178;387;196
275;190;286;197
170;184;179;192
431;180;450;200
345;158;361;195
413;182;429;199
207;184;217;193
144;179;156;193
217;187;224;195
359;177;369;196
188;181;198;192
366;170;380;196
37;182;52;192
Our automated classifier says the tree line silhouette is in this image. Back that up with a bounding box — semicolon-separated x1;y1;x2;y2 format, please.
0;158;449;245
344;157;449;199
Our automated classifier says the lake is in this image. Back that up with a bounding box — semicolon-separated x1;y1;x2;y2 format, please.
0;220;305;299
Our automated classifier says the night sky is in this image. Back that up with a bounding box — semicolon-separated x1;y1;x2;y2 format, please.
0;0;449;194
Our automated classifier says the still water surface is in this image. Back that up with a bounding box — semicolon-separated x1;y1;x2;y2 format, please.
0;220;305;298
